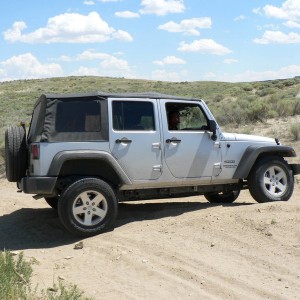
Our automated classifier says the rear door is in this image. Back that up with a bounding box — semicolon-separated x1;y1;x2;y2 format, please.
109;98;162;181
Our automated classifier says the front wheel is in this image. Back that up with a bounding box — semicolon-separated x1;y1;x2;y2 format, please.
248;156;294;203
58;178;118;237
204;190;240;203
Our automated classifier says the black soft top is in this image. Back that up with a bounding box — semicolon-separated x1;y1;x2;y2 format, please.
28;92;202;143
43;91;199;101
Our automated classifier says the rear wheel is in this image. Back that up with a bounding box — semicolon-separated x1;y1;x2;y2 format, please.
57;178;118;237
204;190;240;203
248;156;294;203
5;126;28;182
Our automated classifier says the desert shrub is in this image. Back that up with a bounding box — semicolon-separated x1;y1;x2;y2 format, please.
245;100;269;122
0;251;33;300
43;281;90;300
283;79;295;87
214;103;247;126
267;110;279;119
290;124;300;141
256;87;275;97
229;87;242;97
242;84;253;92
274;82;284;89
214;94;224;102
0;251;91;300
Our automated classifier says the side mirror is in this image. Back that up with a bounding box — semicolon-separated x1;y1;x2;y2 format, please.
208;120;217;141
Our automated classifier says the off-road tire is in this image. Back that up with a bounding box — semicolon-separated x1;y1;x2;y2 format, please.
248;156;294;203
57;178;118;237
5;126;28;182
204;190;240;203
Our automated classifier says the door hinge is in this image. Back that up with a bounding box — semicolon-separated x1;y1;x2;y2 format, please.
213;163;222;176
152;142;161;150
214;141;221;148
152;165;162;172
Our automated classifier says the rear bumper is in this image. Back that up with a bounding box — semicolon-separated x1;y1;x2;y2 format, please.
19;177;57;195
290;164;300;175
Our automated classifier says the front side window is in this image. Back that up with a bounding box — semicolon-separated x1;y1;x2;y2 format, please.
166;102;208;131
56;101;101;132
113;101;155;131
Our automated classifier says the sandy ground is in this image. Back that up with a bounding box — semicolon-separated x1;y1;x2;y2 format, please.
0;179;300;300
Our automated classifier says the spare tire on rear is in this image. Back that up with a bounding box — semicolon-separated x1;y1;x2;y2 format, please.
5;126;28;182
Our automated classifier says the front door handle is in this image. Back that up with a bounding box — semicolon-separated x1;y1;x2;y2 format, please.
166;138;181;144
116;138;132;144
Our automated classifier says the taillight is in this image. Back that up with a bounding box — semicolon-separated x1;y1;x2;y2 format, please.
31;144;40;160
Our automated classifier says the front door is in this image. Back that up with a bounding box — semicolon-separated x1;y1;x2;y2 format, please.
161;100;221;179
109;99;162;181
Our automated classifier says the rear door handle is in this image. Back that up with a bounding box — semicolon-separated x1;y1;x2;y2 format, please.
116;138;132;144
166;138;181;144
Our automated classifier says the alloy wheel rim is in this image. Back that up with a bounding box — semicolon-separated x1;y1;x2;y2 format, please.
72;191;108;226
263;165;287;197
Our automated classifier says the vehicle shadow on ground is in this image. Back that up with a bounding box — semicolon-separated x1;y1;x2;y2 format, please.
116;201;252;228
0;200;252;251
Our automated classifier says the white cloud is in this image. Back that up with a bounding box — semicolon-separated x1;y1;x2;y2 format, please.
203;72;217;80
253;7;263;16
84;0;122;3
3;21;27;42
234;15;246;22
98;0;122;2
140;0;185;16
254;1;300;45
284;20;300;28
52;50;122;62
83;1;96;5
100;56;131;72
178;39;232;55
51;50;135;78
220;64;300;82
158;17;211;36
0;53;63;81
263;0;300;21
112;30;133;41
254;30;300;44
151;69;188;82
115;11;140;18
49;55;72;62
256;23;280;31
153;56;186;66
4;12;133;44
72;66;101;76
73;58;135;78
223;58;238;64
76;50;110;61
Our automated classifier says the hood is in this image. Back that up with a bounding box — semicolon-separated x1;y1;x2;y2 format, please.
221;132;276;143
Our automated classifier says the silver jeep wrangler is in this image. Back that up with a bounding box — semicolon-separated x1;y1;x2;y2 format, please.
5;92;300;236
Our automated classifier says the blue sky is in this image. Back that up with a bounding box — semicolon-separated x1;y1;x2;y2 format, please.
1;0;300;82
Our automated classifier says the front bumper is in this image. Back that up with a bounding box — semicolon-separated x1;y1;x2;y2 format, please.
19;177;57;195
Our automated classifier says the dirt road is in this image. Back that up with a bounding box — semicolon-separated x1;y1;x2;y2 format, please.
0;179;300;299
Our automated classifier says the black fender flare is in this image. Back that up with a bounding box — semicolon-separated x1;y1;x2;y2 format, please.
232;145;297;179
47;150;132;185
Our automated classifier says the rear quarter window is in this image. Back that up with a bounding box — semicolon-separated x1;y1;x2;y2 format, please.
55;101;101;132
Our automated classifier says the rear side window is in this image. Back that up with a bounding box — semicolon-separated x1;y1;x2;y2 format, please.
112;101;155;131
56;101;101;132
